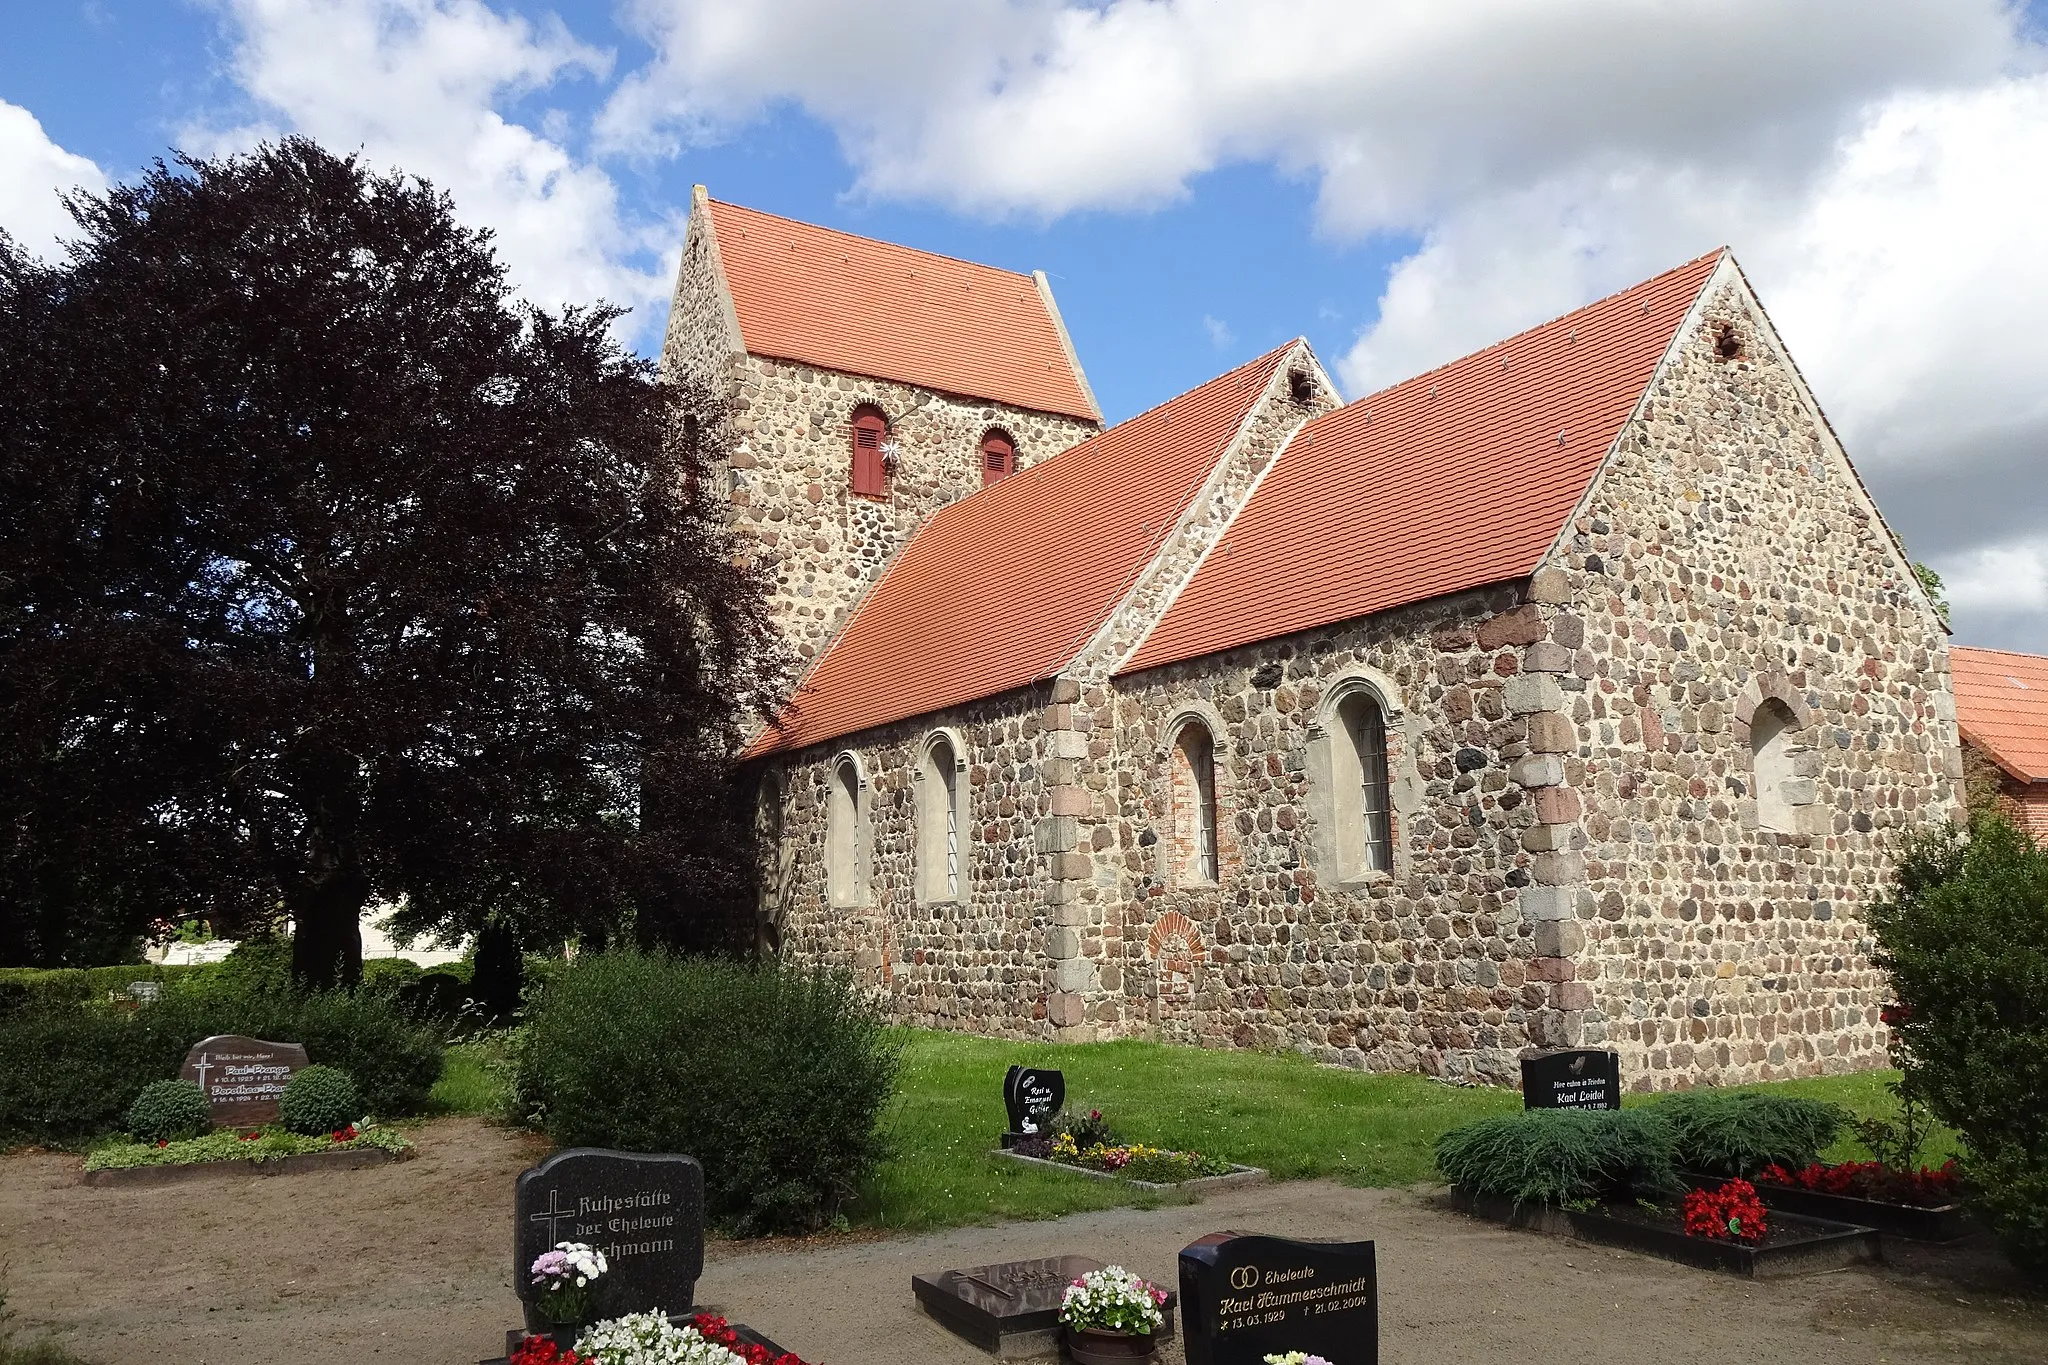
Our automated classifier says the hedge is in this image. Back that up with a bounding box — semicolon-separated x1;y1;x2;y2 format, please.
0;963;220;1015
0;979;443;1145
515;950;900;1234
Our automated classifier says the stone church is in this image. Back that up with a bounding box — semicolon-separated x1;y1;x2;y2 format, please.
661;186;1962;1091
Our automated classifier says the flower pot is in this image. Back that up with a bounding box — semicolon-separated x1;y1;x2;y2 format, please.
1065;1326;1157;1365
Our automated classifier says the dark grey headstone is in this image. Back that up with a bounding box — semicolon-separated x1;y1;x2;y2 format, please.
914;1256;1175;1359
1179;1231;1377;1365
514;1149;704;1320
1002;1066;1064;1136
180;1035;309;1127
1520;1049;1623;1110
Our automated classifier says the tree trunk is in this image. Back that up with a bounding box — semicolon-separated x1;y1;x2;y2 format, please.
471;921;524;1021
289;857;368;990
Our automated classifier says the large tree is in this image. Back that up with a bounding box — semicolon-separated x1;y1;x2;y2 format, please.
0;139;781;984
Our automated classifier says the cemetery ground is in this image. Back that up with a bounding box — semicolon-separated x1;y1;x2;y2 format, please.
4;1032;2044;1364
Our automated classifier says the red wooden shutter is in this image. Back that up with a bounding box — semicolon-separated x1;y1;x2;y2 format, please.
981;432;1014;486
851;410;886;497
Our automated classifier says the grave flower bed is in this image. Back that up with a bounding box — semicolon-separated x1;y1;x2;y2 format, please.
1435;1109;1879;1276
1007;1130;1233;1183
508;1312;811;1365
1744;1157;1973;1241
83;1119;410;1171
1756;1158;1960;1206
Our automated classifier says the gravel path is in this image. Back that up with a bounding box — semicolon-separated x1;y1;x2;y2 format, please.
3;1118;2043;1364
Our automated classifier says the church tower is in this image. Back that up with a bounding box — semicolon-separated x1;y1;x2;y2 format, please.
660;187;1103;662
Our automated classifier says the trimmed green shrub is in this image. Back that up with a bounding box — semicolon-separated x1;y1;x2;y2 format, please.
278;1065;361;1135
0;964;218;1016
396;970;471;1021
360;958;424;996
0;1007;161;1144
0;979;442;1144
1872;814;2048;1278
1434;1108;1681;1206
124;1079;211;1143
143;978;443;1117
515;950;900;1235
1648;1090;1847;1177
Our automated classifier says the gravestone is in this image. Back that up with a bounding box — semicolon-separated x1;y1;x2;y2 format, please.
180;1035;309;1127
913;1255;1176;1359
1179;1231;1377;1365
1520;1049;1623;1111
1001;1066;1064;1143
514;1149;705;1326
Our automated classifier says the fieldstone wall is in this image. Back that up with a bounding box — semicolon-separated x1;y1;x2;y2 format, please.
760;685;1062;1038
658;197;1100;662
1097;586;1550;1077
1525;277;1960;1089
716;358;1098;660
746;269;1959;1090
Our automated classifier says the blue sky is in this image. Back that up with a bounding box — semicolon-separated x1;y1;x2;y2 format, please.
1;0;2045;648
0;1;1414;426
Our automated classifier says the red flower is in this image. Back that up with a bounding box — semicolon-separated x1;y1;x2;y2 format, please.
1681;1179;1769;1244
1880;1002;1910;1027
508;1337;586;1365
330;1125;358;1142
156;1139;169;1148
239;1132;260;1142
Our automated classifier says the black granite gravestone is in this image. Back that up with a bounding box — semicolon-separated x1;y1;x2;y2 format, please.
1001;1066;1064;1143
1520;1049;1622;1110
913;1255;1176;1358
1179;1231;1377;1365
514;1149;705;1328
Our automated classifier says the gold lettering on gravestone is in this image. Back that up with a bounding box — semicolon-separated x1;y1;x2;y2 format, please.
1214;1262;1376;1334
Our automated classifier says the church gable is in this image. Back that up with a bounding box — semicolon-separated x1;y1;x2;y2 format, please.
1121;251;1724;676
746;341;1311;758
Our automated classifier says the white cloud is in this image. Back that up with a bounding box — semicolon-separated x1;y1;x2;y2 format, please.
193;0;674;339
1201;314;1232;349
600;0;2009;223
1938;536;2048;620
0;100;107;259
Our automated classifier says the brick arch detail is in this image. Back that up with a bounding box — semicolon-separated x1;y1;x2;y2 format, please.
1732;671;1814;745
1146;909;1205;961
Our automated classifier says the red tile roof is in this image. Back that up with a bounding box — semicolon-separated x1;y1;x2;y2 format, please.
1952;646;2048;784
746;343;1296;757
1121;251;1725;675
706;198;1099;422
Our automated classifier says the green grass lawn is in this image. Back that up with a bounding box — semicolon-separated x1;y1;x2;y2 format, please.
852;1030;1950;1231
429;1026;1952;1234
428;1036;516;1118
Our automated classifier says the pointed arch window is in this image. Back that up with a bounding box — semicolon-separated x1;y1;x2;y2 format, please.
981;429;1016;486
1169;720;1219;885
850;405;888;499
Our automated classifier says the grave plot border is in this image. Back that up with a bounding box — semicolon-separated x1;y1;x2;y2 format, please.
1733;1179;1974;1244
988;1149;1267;1193
481;1316;788;1365
1445;1190;1881;1278
79;1145;414;1188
